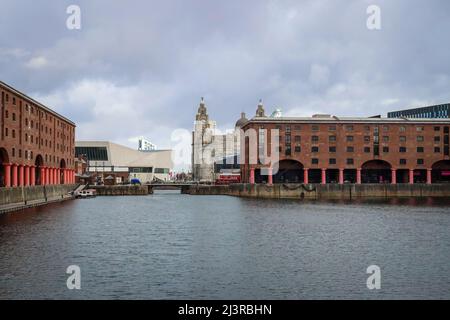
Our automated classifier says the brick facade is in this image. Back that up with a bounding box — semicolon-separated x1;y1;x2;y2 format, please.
241;113;450;185
0;81;76;187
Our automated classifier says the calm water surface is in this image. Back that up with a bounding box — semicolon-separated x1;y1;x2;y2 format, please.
0;191;449;299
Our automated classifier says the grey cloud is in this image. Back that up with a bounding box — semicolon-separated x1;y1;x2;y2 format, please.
1;0;450;149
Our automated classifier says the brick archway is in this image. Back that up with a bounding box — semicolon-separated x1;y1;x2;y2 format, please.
432;160;450;183
273;159;304;183
0;148;10;187
35;154;44;185
361;160;392;183
60;159;67;184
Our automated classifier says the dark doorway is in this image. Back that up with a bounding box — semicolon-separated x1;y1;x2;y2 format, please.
60;159;67;184
273;160;304;183
255;168;269;184
35;154;44;185
344;169;356;183
414;169;427;183
396;169;409;183
308;169;322;184
432;160;450;183
0;148;9;187
326;169;339;184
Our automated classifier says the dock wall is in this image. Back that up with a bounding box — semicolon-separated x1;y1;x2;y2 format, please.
90;185;150;196
0;184;78;214
189;183;450;200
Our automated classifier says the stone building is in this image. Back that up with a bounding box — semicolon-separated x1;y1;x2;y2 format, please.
191;98;246;182
241;104;450;185
0;81;76;187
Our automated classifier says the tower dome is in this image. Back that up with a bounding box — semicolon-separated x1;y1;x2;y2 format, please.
195;97;208;121
235;112;248;128
255;99;266;117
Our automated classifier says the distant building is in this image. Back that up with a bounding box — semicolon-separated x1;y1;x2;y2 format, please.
191;98;245;182
388;103;450;119
0;81;76;187
138;137;157;151
75;141;173;184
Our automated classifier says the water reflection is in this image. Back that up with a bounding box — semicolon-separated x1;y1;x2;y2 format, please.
0;194;449;299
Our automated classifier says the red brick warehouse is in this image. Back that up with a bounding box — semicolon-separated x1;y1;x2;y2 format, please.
241;102;450;185
0;81;76;187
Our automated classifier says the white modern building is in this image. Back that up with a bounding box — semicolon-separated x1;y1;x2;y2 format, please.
138;137;157;151
75;141;173;184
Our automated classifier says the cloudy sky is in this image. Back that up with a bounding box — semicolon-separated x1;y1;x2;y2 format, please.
1;0;450;153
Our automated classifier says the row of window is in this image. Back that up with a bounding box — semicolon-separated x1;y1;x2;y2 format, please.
273;125;448;133
308;158;426;165
4;128;70;152
2;91;73;130
8;148;73;165
281;145;443;154
4;112;71;139
280;135;443;143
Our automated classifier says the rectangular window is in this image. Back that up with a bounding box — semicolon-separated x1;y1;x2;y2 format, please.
364;136;370;143
346;125;354;131
374;145;379;156
329;146;336;153
311;146;319;153
285;146;291;156
400;159;407;165
417;159;424;165
434;126;441;131
417;136;424;142
311;158;319;165
294;125;301;131
130;167;153;173
75;146;109;161
312;125;319;131
383;136;389;142
434;147;441;153
364;125;370;131
294;135;301;142
399;136;406;142
285;135;291;144
434;136;441;142
347;158;354;165
383;147;389;153
347;146;354;152
399;147;407;153
416;126;424;132
329;158;336;165
329;125;336;131
399;126;406;132
311;136;319;142
364;147;371;153
259;129;266;162
329;136;336;142
417;147;424;153
346;136;354;142
295;146;301;152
